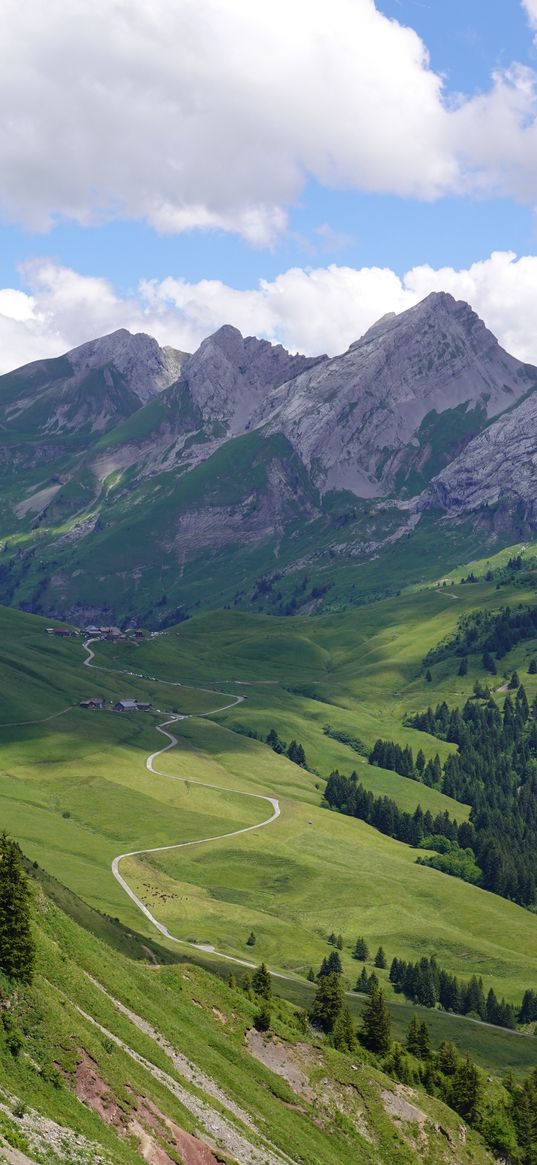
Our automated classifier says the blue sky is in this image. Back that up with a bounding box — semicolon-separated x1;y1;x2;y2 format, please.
2;0;537;368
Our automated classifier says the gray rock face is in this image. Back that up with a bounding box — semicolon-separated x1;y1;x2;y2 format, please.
250;293;535;496
425;387;537;522
0;329;188;436
68;329;187;404
180;325;324;435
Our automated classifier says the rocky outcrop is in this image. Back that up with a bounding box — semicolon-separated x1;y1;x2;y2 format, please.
251;292;536;496
0;329;187;437
178;324;324;435
425;387;537;525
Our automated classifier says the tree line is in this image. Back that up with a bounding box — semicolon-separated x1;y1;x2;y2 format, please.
324;769;465;849
389;954;517;1028
408;687;537;906
424;601;537;667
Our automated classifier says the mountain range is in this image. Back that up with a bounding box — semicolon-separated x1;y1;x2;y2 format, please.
2;291;537;624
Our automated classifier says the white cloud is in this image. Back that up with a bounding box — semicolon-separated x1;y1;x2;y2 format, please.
2;0;537;243
523;0;537;29
4;253;537;374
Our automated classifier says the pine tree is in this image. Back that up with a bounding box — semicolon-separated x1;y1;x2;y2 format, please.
310;971;344;1033
246;930;256;946
332;1005;355;1052
336;933;344;950
374;945;387;969
425;669;432;683
355;966;370;994
0;834;35;983
406;1016;421;1056
417;1021;432;1059
436;1040;458;1076
508;670;520;690
307;966;316;982
449;1056;482;1123
458;656;468;677
254;1001;271;1032
529;659;537;675
252;963;272;999
360;985;392;1054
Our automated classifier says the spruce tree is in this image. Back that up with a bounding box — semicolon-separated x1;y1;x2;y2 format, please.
332;1005;355;1052
417;1021;432;1059
0;834;35;983
458;657;468;677
310;971;344;1033
529;659;537;675
254;1001;271;1032
374;945;387;969
406;1015;421;1056
360;985;392;1054
252;963;272;999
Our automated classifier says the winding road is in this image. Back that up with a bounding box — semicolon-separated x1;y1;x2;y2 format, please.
82;639;283;972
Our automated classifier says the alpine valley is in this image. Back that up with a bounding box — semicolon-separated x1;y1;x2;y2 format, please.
5;295;537;1165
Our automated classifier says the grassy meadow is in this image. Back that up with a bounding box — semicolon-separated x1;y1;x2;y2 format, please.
3;551;537;1075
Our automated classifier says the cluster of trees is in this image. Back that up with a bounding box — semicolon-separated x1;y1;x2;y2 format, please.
265;728;307;768
323;725;368;756
369;739;442;785
324;770;462;849
389;954;517;1028
0;833;34;984
425;601;537;666
308;958;537;1160
409;687;537;906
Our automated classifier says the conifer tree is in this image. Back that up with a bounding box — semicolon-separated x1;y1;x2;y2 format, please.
310;971;344;1033
254;1001;271;1032
252;963;272;999
417;1020;432;1059
529;658;537;675
0;833;35;983
458;656;468;677
374;945;387;969
332;1005;355;1052
406;1015;421;1056
360;985;392;1054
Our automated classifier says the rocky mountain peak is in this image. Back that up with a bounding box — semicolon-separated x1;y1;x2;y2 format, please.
180;326;324;435
68;329;187;403
252;295;536;497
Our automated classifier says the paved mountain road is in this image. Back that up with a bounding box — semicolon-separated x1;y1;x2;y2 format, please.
82;639;285;974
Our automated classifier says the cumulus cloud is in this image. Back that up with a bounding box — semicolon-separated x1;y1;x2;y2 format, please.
2;0;537;243
4;252;537;373
523;0;537;29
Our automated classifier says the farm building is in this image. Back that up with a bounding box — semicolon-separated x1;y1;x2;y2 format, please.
114;699;152;712
79;697;105;709
53;627;72;638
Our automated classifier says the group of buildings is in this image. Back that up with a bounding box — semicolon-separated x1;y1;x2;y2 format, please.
46;625;145;641
79;697;152;712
